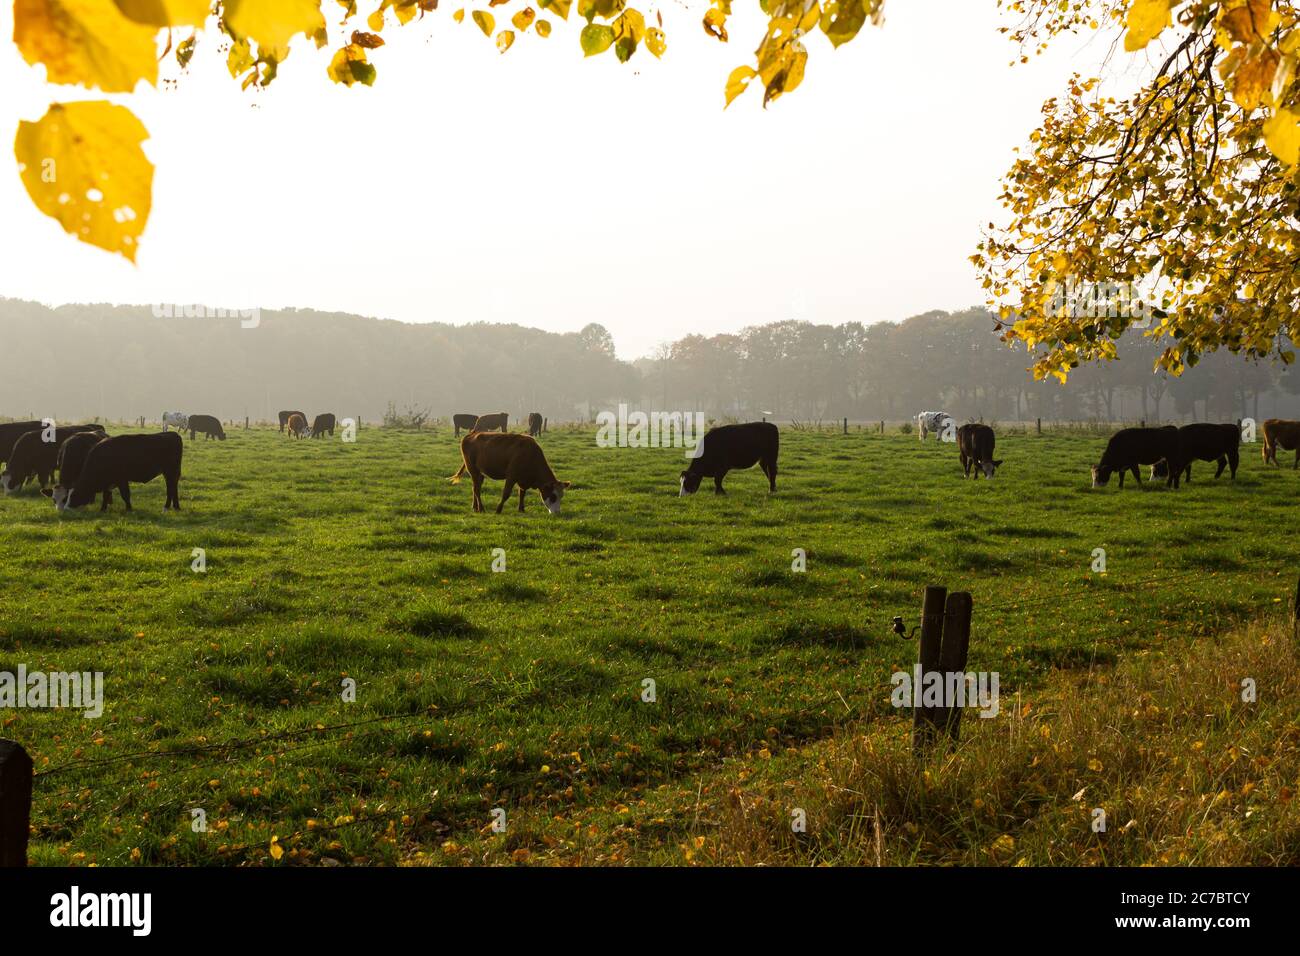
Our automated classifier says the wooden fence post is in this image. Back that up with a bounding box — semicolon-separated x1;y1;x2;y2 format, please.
912;586;948;755
843;417;848;435
880;420;885;434
938;593;973;743
1036;417;1042;435
0;740;33;867
1293;573;1300;638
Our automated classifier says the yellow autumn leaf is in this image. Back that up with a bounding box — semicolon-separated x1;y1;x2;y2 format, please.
536;18;551;37
473;10;495;36
1124;0;1172;53
512;7;535;30
14;101;154;262
14;0;161;92
725;65;755;106
224;0;327;53
645;26;665;58
269;836;284;860
112;0;211;26
326;43;376;85
580;23;614;56
497;29;515;53
1264;107;1300;165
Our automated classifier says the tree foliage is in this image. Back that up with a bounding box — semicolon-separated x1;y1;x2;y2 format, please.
10;0;884;261
976;1;1300;380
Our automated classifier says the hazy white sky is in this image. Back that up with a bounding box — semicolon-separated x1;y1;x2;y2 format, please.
0;2;1112;358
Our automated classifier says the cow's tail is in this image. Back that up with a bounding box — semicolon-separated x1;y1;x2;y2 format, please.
448;461;468;484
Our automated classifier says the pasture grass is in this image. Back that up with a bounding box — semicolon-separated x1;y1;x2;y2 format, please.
0;424;1294;866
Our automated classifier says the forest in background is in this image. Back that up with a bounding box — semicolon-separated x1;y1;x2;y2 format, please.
1;298;1296;424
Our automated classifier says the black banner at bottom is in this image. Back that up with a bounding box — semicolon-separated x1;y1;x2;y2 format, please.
0;865;1280;941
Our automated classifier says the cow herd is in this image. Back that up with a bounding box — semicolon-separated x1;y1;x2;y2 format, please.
920;410;1300;489
0;420;182;513
3;408;1298;519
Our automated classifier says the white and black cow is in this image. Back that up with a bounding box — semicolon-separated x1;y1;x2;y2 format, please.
916;411;953;442
162;411;188;432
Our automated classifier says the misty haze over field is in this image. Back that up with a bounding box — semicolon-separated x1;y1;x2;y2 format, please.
3;298;1297;425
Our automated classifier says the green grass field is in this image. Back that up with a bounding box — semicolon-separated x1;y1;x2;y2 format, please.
0;424;1294;865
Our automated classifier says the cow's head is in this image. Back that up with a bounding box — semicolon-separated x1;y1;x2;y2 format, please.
40;484;72;509
980;458;1004;479
679;471;703;496
1090;464;1111;488
1150;459;1168;479
539;481;570;514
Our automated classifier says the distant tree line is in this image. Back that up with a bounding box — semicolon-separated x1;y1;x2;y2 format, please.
1;299;1295;425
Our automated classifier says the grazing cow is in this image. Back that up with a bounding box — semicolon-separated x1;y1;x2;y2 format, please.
472;412;509;434
286;413;309;438
278;410;306;434
916;411;952;441
162;411;188;432
527;412;543;438
1092;426;1181;489
187;414;226;441
449;432;570;514
42;431;112;510
0;421;45;469
1;425;107;493
1262;418;1300;468
679;421;779;496
1150;422;1239;482
452;413;479;437
54;432;182;512
956;423;1002;479
310;413;336;438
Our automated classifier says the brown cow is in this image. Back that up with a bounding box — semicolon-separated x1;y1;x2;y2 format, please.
472;412;509;433
286;412;309;438
1262;419;1300;468
448;432;570;514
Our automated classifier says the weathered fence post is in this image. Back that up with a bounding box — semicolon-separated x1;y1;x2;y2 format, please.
880;420;885;434
912;586;948;755
1036;417;1042;435
937;592;973;743
0;740;33;867
843;417;848;436
1293;573;1300;638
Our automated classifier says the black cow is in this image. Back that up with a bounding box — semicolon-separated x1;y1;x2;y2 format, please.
0;421;45;469
956;423;1002;479
310;413;336;438
187;414;226;441
680;422;779;495
42;431;112;510
452;414;479;437
1151;422;1239;482
527;412;543;438
54;432;183;512
1;425;106;493
278;410;306;434
1092;426;1181;489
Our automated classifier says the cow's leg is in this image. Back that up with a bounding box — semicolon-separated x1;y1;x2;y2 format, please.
518;487;527;512
764;457;777;492
714;475;726;495
470;475;484;512
119;483;132;511
1228;449;1239;479
1213;456;1227;479
497;479;516;514
167;473;180;510
1118;469;1125;489
100;490;112;511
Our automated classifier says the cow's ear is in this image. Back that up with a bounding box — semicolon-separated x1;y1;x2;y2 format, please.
562;481;571;488
40;487;54;498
